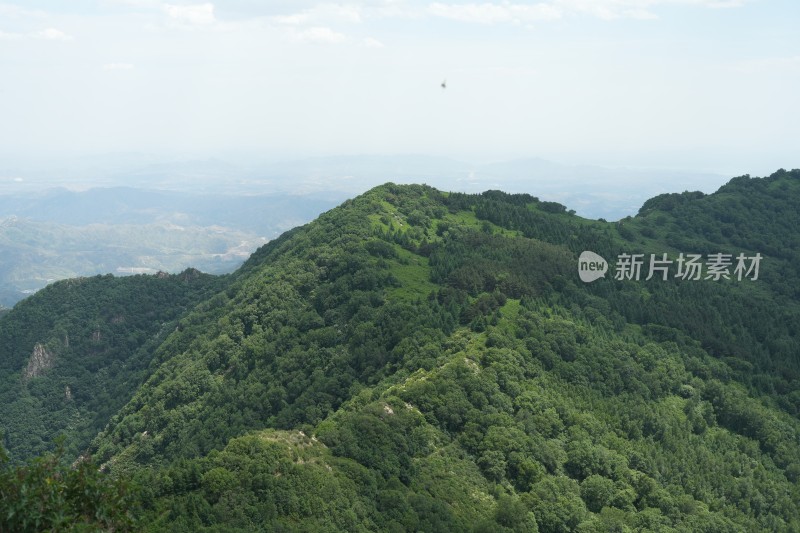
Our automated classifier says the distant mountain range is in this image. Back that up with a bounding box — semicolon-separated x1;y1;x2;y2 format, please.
1;153;729;220
254;155;728;220
0;188;343;306
0;187;342;233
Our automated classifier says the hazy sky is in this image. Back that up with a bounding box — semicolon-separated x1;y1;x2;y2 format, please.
1;0;798;176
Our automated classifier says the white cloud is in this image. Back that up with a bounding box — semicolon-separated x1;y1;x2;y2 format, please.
426;0;748;24
292;26;347;44
428;2;561;24
109;0;162;7
35;28;73;40
554;0;749;19
362;36;384;48
270;4;362;26
104;62;135;70
731;56;800;74
163;2;215;25
0;4;48;18
553;0;642;20
269;4;366;47
323;4;362;23
272;13;310;25
0;27;74;41
686;0;748;7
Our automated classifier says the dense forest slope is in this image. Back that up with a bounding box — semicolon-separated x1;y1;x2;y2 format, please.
2;169;800;532
0;271;222;460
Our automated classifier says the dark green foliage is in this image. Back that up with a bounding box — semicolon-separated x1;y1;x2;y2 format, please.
2;174;800;531
0;438;138;531
0;270;221;461
316;399;428;481
600;170;800;406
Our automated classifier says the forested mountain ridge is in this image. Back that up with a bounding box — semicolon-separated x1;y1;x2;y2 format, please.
2;169;800;531
0;270;223;461
607;169;800;408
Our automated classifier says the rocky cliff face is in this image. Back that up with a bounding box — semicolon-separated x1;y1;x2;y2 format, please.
24;343;54;379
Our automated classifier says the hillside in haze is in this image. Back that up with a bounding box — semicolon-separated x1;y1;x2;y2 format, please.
3;154;726;220
2;170;800;531
0;188;341;306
